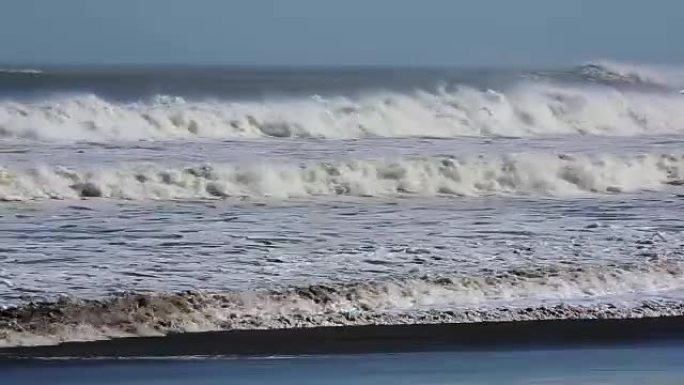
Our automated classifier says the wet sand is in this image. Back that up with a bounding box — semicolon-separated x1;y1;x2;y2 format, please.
3;343;684;385
2;316;684;358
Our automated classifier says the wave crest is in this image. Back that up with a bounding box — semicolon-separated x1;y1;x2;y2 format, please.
574;60;684;90
2;81;684;141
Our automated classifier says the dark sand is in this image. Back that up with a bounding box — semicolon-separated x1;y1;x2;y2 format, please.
2;316;684;359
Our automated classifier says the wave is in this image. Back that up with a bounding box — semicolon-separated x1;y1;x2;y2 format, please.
0;68;43;75
2;80;684;141
1;153;682;201
1;261;683;347
574;61;678;88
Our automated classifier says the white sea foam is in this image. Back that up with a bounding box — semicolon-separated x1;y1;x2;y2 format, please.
2;80;684;141
0;153;682;201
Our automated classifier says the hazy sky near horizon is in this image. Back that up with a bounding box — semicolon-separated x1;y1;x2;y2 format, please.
1;0;682;66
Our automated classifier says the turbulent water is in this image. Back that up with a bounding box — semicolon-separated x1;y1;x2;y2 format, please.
1;61;684;347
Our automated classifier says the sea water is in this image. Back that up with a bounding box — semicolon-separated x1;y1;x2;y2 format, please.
1;62;684;347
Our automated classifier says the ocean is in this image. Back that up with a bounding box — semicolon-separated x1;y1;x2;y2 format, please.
1;61;684;381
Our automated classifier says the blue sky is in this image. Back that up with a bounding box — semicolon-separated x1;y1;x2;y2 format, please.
1;0;681;66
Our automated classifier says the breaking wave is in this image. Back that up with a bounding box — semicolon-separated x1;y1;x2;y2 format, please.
2;261;683;347
2;80;684;141
1;153;683;201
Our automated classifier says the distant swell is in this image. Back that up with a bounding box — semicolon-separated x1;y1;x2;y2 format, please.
2;261;683;347
0;68;43;75
573;61;684;89
1;153;683;201
2;81;684;141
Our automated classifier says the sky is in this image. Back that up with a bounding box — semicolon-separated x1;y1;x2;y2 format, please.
0;0;682;66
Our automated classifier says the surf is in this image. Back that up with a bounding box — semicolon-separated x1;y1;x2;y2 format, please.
1;75;684;141
1;152;682;201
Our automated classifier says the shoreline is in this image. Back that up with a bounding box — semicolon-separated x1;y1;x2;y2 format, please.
2;316;684;358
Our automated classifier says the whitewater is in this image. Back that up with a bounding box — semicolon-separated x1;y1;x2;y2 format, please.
2;82;684;141
1;152;683;201
2;61;684;347
0;62;683;141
